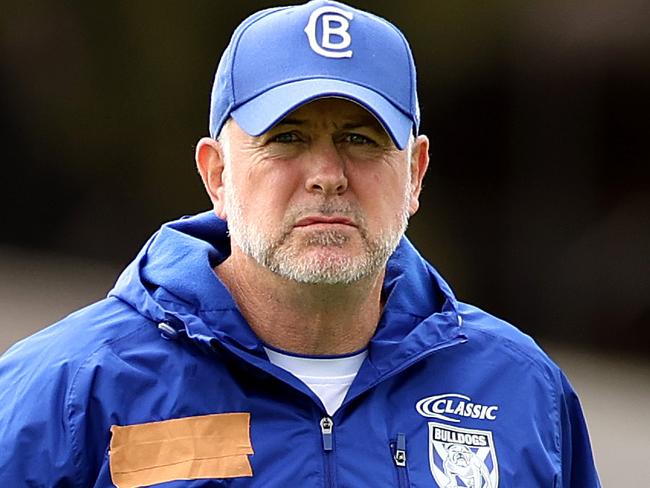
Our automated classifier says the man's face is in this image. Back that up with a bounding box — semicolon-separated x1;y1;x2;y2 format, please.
219;98;423;285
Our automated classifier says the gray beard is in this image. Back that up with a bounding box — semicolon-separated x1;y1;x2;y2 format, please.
223;182;410;285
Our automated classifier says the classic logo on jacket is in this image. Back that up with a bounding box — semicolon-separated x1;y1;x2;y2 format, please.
416;393;499;423
428;422;499;488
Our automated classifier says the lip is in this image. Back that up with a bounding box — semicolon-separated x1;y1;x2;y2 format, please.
294;215;357;227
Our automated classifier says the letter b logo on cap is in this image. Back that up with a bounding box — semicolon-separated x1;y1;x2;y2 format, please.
304;6;354;59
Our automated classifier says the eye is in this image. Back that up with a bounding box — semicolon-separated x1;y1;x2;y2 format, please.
344;133;376;145
269;131;300;144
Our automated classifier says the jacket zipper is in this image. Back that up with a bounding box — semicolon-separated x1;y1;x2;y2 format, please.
391;433;410;488
320;416;336;487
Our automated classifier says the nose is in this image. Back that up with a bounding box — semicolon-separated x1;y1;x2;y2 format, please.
304;142;349;195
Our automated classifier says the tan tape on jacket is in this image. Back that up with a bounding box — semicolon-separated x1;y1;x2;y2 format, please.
110;412;253;487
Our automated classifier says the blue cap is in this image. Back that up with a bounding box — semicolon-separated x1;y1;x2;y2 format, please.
209;0;420;150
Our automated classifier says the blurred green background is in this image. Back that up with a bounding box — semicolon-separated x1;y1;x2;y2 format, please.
1;0;648;354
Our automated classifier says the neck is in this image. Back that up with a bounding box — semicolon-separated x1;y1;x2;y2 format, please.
215;247;384;355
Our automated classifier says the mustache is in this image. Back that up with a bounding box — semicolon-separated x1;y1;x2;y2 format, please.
288;200;364;224
276;200;370;242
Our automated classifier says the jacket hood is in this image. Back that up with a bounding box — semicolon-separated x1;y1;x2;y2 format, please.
109;212;465;375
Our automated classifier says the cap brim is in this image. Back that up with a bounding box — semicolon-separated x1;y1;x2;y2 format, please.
230;79;413;150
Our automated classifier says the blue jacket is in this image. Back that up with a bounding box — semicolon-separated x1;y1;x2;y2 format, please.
0;212;600;487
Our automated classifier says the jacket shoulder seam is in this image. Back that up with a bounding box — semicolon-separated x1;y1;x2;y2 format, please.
65;320;153;484
468;326;558;381
467;325;563;463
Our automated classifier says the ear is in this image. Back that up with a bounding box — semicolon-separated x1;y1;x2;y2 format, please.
407;134;430;216
195;137;228;219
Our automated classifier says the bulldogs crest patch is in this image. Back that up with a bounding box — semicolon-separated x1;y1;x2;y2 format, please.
428;422;499;488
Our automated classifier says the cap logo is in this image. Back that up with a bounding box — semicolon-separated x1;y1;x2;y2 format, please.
304;6;354;59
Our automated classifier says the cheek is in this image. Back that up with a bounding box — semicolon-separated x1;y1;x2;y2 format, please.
352;171;409;222
235;170;302;222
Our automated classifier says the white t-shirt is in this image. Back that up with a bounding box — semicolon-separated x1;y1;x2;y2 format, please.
264;347;368;416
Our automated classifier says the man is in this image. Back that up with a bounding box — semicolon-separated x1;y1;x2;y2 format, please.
0;1;600;486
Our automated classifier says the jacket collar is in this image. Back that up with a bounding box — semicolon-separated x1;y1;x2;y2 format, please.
110;211;465;373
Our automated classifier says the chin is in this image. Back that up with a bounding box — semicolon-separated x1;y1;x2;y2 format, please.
273;247;378;285
300;245;360;266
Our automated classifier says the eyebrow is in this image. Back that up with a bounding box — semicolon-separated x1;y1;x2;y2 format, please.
275;118;304;126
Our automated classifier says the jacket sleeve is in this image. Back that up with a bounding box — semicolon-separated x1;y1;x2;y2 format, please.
558;372;601;487
0;340;85;486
